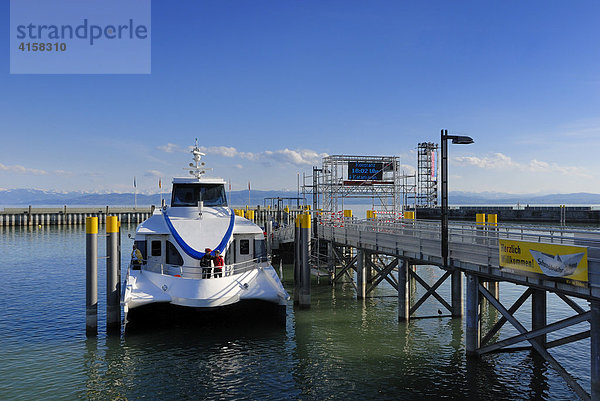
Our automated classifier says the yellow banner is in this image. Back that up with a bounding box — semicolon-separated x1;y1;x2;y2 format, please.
499;239;588;282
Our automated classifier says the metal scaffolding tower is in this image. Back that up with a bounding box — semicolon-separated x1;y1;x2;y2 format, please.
302;155;414;214
416;142;438;207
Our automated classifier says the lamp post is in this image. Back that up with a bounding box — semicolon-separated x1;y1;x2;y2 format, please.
441;129;473;316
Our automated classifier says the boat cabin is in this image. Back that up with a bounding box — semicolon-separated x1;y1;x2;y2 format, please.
171;182;227;207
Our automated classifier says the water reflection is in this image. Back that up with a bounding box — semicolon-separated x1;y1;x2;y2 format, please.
83;322;293;400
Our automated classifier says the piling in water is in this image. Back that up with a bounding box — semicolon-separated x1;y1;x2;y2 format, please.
106;216;120;334
294;217;300;305
86;217;98;337
299;213;311;308
465;274;479;356
397;260;409;321
356;249;366;299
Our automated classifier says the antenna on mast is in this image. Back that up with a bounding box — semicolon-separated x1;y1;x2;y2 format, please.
186;139;210;179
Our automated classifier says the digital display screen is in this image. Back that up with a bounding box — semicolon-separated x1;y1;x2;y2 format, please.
348;162;383;181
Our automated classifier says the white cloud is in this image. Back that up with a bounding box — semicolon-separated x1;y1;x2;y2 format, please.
454;153;518;169
145;170;163;178
0;162;47;175
198;146;247;159
195;145;328;167
454;153;590;177
400;164;416;175
157;143;183;153
159;143;327;167
263;148;327;166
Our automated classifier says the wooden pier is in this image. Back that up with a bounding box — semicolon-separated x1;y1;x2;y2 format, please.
275;214;600;400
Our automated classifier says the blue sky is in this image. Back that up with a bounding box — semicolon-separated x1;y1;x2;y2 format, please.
1;1;599;195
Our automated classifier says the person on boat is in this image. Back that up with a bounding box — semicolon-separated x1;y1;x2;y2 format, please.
213;250;224;277
131;244;143;270
201;248;213;279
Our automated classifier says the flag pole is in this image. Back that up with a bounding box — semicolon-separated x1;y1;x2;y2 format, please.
248;180;251;206
134;176;137;210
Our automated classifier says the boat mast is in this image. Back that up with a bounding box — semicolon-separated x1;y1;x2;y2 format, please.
187;138;207;179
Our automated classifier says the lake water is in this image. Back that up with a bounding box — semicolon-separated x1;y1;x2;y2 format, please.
0;224;592;400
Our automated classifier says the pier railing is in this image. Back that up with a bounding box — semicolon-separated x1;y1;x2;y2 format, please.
140;258;272;279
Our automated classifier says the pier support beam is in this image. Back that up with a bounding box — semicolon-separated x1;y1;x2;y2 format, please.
532;289;547;346
106;216;120;334
465;274;480;356
397;259;409;322
86;217;98;337
592;300;600;400
451;270;463;317
356;250;366;299
486;280;499;300
327;242;335;283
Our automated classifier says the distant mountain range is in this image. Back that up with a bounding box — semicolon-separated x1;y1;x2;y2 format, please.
0;188;301;207
1;188;600;207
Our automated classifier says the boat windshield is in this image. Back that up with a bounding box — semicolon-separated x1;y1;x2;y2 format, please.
171;183;228;207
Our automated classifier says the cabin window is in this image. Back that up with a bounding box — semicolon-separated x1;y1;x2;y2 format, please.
134;240;146;259
254;239;267;262
171;183;227;207
239;239;250;255
151;240;162;257
166;241;183;266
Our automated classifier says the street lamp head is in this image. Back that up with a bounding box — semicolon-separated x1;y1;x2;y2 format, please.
450;135;474;145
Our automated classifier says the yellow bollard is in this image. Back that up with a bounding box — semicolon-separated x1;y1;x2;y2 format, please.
343;210;353;218
487;214;498;227
300;213;311;229
404;211;415;220
476;213;486;226
245;210;255;221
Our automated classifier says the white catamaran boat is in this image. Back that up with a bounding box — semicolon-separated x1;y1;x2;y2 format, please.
122;141;289;326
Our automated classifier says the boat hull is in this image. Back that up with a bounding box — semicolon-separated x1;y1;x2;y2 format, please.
122;264;289;327
124;299;287;332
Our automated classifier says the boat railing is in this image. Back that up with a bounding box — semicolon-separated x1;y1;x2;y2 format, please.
139;257;271;279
